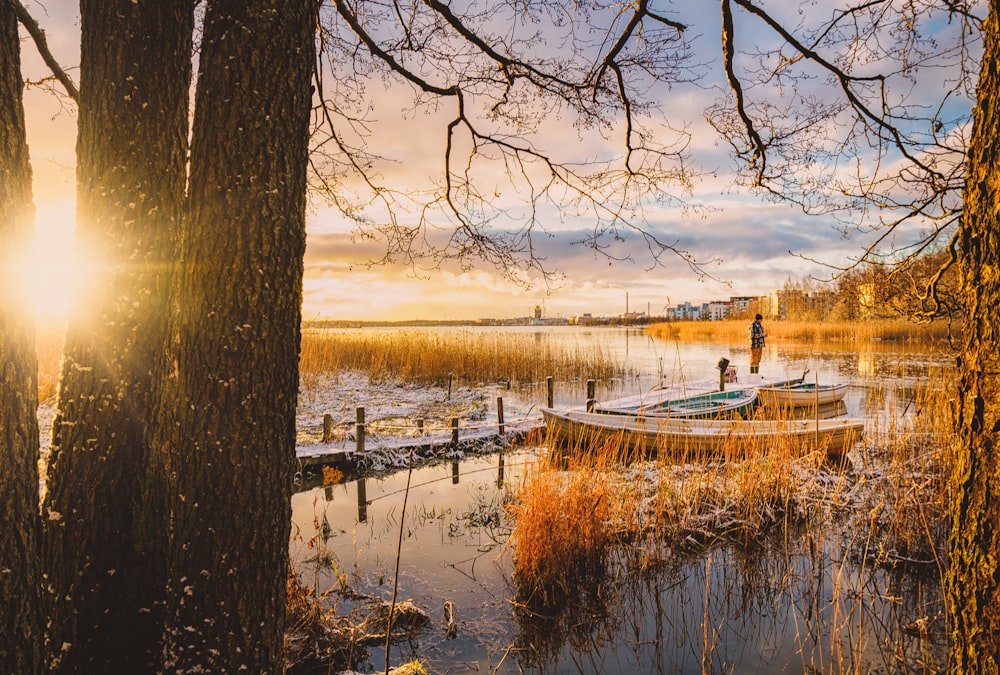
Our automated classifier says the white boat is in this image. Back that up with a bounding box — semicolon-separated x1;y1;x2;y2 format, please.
756;382;849;408
541;408;864;462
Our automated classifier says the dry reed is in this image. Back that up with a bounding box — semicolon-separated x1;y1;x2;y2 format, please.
647;318;953;344
507;466;617;603
298;328;624;388
510;368;955;605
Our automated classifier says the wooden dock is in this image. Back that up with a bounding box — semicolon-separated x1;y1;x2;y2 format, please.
294;413;545;475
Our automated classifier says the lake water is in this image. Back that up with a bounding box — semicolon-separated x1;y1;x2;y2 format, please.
289;326;953;673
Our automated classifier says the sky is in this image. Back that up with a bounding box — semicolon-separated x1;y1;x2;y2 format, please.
18;1;952;322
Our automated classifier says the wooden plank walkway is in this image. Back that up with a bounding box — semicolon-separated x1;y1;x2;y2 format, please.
294;413;545;474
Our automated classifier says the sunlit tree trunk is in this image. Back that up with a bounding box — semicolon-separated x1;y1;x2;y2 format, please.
947;2;1000;671
0;1;42;670
40;1;193;670
157;1;315;670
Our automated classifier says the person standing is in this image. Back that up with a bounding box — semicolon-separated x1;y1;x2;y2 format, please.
749;313;766;374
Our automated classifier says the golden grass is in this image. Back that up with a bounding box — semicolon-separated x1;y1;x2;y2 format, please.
299;328;624;387
506;466;617;603
509;368;956;601
647;318;954;344
848;368;955;569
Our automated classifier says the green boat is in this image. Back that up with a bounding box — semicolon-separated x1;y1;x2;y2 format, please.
593;387;760;420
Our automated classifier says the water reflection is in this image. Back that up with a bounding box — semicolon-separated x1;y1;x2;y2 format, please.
289;329;953;673
290;455;947;673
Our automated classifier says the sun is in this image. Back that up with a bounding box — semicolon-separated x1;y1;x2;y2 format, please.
30;205;77;319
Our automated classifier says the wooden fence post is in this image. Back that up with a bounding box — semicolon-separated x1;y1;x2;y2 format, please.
546;376;554;408
496;396;505;437
355;406;365;454
322;413;333;443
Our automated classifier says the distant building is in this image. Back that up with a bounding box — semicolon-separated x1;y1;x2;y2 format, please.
729;296;756;317
705;301;730;321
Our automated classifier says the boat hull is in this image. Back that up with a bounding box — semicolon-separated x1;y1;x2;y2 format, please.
542;408;864;463
757;383;849;408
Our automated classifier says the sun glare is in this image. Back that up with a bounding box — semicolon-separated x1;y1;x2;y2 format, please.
31;208;76;318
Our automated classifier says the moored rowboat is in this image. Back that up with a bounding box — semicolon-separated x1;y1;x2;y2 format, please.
541;408;864;462
593;387;759;420
756;382;848;408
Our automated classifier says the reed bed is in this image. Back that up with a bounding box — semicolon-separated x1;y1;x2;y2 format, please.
508;370;955;670
299;328;624;387
506;467;618;604
647;318;954;344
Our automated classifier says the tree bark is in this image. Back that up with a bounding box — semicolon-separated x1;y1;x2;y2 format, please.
40;1;193;670
158;1;315;671
947;2;1000;672
0;1;43;671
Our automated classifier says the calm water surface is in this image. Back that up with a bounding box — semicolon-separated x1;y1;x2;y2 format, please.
290;326;953;673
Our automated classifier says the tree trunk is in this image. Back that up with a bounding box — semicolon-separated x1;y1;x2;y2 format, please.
947;2;1000;672
158;1;315;671
0;1;43;670
40;1;193;670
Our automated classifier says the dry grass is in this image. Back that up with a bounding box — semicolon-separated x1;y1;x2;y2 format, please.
509;369;955;610
506;466;617;603
299;327;624;387
647;318;954;344
847;368;955;570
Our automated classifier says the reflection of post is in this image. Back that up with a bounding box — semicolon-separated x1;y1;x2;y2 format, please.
451;461;459;484
356;478;368;523
496;396;506;486
324;485;334;502
450;416;459;445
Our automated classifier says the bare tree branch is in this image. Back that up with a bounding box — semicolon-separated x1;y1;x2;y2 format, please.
13;0;78;102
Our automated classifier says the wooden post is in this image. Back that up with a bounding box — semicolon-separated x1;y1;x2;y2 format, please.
448;372;453;400
416;418;424;435
586;379;596;412
355;406;365;454
546;376;554;408
450;416;459;445
322;413;333;443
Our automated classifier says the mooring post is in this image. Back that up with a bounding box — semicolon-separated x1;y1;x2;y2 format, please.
546;376;554;408
586;379;596;412
450;416;459;445
322;413;333;443
716;357;730;392
355;406;365;454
